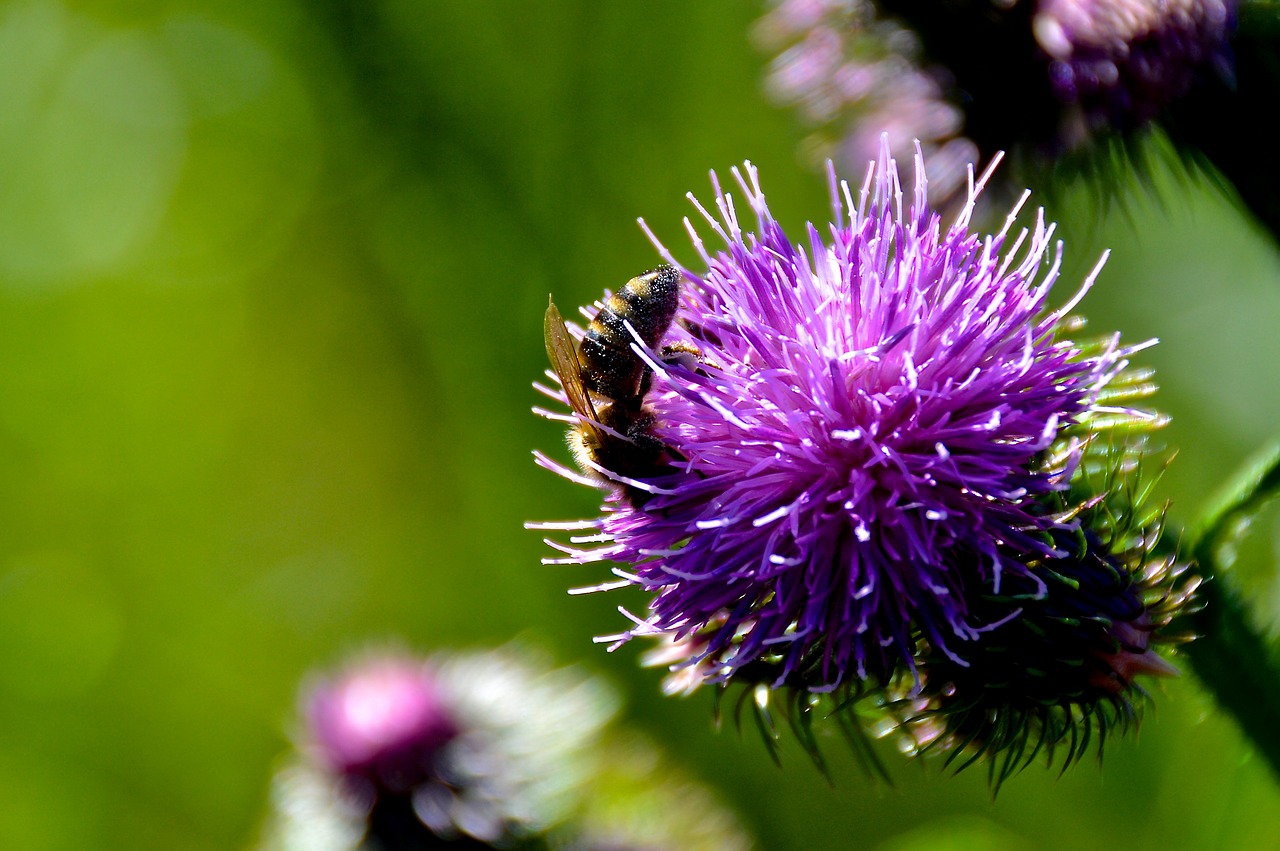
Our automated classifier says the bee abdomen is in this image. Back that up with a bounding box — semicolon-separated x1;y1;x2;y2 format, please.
581;265;681;399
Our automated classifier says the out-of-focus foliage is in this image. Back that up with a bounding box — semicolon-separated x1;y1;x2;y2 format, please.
0;2;1276;850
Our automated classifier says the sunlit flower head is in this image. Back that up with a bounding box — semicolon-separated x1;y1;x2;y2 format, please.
534;140;1158;694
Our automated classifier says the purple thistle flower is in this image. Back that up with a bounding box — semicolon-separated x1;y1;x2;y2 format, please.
754;0;978;207
1035;0;1237;142
755;1;1237;189
307;656;459;794
534;140;1157;693
263;649;619;850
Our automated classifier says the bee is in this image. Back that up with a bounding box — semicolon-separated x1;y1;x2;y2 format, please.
544;265;696;503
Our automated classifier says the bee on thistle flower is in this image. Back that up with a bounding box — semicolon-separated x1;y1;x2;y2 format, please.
542;265;700;507
531;138;1176;710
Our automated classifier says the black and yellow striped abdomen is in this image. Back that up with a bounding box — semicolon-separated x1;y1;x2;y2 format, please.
579;265;681;401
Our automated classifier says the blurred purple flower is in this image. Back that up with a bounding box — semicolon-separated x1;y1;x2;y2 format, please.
1035;0;1236;143
536;141;1156;692
754;0;977;205
755;0;1237;184
263;649;618;850
307;656;458;793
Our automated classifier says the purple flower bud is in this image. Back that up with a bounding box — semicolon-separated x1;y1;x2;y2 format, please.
306;656;458;793
261;649;754;849
885;445;1201;784
754;0;977;206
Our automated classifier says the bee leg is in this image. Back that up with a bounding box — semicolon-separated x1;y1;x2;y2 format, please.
626;415;691;470
660;340;701;364
638;341;703;396
662;341;718;375
610;414;669;510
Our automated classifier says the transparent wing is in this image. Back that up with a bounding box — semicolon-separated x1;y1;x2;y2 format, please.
544;297;599;426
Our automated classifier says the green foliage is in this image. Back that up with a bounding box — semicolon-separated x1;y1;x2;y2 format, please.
0;2;1278;850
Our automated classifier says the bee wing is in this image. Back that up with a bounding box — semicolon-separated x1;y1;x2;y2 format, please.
544;298;599;425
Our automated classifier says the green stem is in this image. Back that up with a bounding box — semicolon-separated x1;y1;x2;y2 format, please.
1185;439;1280;780
1184;579;1280;780
1188;440;1280;548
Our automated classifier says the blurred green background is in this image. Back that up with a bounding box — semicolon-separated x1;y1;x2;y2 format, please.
1;1;1278;849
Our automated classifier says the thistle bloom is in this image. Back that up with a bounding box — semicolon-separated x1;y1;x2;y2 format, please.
754;0;977;205
887;441;1200;782
1034;0;1236;142
307;657;459;795
260;649;617;850
756;0;1237;182
534;142;1157;694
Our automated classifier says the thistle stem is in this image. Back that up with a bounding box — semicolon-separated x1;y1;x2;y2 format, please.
1186;438;1280;780
1184;578;1280;780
